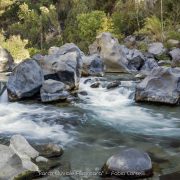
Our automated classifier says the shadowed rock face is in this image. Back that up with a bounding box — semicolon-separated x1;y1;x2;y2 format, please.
135;67;180;105
102;148;153;178
89;32;129;73
7;59;44;101
40;79;69;103
0;46;14;72
82;54;105;77
37;51;82;90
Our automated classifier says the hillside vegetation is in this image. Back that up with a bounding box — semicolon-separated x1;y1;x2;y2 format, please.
0;0;179;61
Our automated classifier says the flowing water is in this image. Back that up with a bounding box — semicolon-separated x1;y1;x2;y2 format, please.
0;75;180;179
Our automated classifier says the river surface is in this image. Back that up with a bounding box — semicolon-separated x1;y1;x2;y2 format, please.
0;74;180;179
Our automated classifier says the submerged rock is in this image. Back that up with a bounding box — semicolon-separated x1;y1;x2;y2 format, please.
106;81;121;89
40;79;69;103
90;82;101;88
101;148;153;178
89;32;129;73
35;143;63;158
135;67;180;105
7;59;44;101
82;54;105;77
160;171;180;180
0;46;14;72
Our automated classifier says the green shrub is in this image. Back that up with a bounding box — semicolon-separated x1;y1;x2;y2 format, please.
167;31;180;41
77;11;107;44
0;33;29;62
137;42;148;52
137;16;164;42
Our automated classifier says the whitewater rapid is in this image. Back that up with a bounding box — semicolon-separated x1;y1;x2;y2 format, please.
0;77;179;146
77;77;180;137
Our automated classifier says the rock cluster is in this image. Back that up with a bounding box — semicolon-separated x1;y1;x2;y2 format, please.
0;135;63;179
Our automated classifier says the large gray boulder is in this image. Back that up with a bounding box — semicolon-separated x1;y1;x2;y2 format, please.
0;144;31;180
148;42;166;56
0;135;40;179
48;43;84;57
170;48;180;67
102;148;153;178
7;59;44;101
0;46;14;72
82;54;105;76
135;67;180;104
37;51;82;90
40;79;69;102
89;32;129;73
10;135;39;172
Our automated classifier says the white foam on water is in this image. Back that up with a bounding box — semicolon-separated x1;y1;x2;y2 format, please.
77;78;180;137
0;102;73;145
0;89;8;103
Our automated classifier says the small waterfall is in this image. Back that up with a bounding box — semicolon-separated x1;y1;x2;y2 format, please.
0;89;8;103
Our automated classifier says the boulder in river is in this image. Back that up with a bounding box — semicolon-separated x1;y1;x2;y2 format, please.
169;48;180;67
89;32;129;73
0;46;14;72
106;81;121;89
101;148;153;178
7;59;44;101
82;54;105;77
40;79;69;103
135;67;180;105
37;51;82;90
90;82;101;88
35;143;63;158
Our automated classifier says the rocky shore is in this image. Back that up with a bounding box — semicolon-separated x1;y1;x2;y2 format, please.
0;32;180;179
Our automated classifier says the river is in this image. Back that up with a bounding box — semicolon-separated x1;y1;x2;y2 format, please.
0;74;180;179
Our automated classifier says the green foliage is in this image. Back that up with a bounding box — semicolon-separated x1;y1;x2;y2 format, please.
9;3;61;50
167;31;180;41
112;0;145;36
0;0;179;57
0;0;14;15
77;11;107;44
137;16;163;42
137;42;148;52
0;32;29;61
